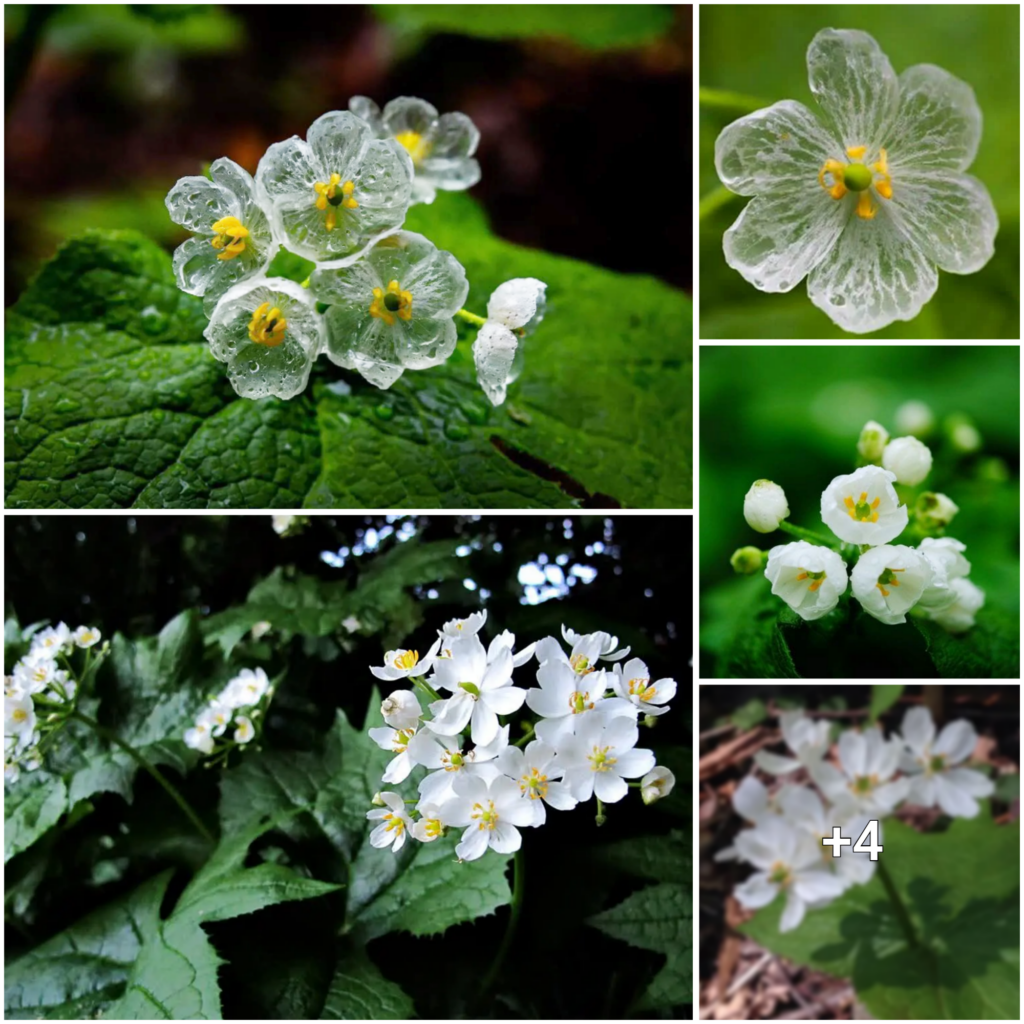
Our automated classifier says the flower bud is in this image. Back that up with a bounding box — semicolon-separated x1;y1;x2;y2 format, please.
250;620;272;639
895;400;934;437
641;766;676;805
743;479;789;534
371;792;386;806
915;492;959;531
380;689;422;731
881;436;932;486
857;420;889;463
730;546;765;574
944;414;982;453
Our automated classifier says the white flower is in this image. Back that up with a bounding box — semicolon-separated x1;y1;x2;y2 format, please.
856;420;889;462
32;623;71;655
821;465;908;545
560;625;630;662
895;400;934;436
4;690;37;760
271;515;296;535
411;725;507;805
439;610;488;639
715;29;997;334
184;721;215;755
368;724;419;784
525;659;634;749
496;740;577;824
486;630;537;668
915;491;959;530
250;621;272;639
882;435;933;485
165;158;276;313
557;715;654;804
924;576;984;633
201;702;234;738
371;637;442;681
256;110;413;265
366;791;413;852
472;278;547;406
12;652;58;696
310;230;468;389
916;536;970;612
812;727;910;815
764;541;848;621
897;706;993;817
221;668;271;708
426;638;524;746
234;715;255;744
380;689;423;731
349;95;481;205
743;479;790;533
410;801;448;843
733;817;846;932
754;710;832;776
446;773;537;861
851;544;932;625
341;616;362;634
204;278;323;400
609;657;676;716
641;766;676;805
72;625;102;649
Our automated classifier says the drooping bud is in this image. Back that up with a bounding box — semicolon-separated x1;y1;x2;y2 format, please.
641;766;676;805
743;479;790;534
380;689;422;731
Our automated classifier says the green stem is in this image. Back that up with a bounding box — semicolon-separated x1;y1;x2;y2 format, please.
513;723;535;748
876;857;918;948
71;710;214;844
455;307;487;327
595;796;606;826
698;185;737;221
411;675;441;702
698;86;768;114
478;849;524;998
776;521;841;549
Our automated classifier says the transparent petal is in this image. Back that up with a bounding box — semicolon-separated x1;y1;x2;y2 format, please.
806;212;938;334
887;64;982;173
349;95;384;134
723;190;849;293
473;322;518;407
309;259;379;306
410;178;438;205
714;99;840;197
381;95;440;137
433;112;480;158
807;29;899;149
392;317;457;371
344;140;414;238
403;244;469;318
256;137;319;204
165;174;236;232
322;302;384;370
885;172;997;274
418;156;481;194
172;235;225;296
224;336;315;400
486;278;546;329
307;110;372;180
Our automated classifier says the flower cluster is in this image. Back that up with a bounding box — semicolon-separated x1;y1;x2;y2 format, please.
735;417;984;632
5;622;103;783
715;28;997;334
183;667;273;761
365;613;677;860
719;706;994;932
166;98;546;405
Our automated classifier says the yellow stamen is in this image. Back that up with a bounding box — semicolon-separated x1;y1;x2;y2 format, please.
394;130;433;165
368;279;413;327
471;800;500;831
845;493;881;522
627;677;658;703
856;191;876;220
520;767;549;800
248;302;287;347
846;145;867;160
817;158;848;201
393;650;419;670
382;812;405;835
313;174;357;231
210;215;249;261
588;744;618;773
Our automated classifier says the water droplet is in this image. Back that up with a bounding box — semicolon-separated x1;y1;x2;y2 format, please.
54;397;80;413
444;421;470;441
249;361;260;373
375;404;394;420
139;304;168;335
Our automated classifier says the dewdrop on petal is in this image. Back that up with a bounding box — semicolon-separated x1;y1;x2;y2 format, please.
743;479;790;533
882;436;933;486
473;278;547;407
857;420;889;463
641;766;676;804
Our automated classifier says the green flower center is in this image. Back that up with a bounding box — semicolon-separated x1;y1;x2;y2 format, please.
843;162;873;192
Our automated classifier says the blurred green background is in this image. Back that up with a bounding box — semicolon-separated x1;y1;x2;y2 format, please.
699;345;1020;677
699;4;1020;339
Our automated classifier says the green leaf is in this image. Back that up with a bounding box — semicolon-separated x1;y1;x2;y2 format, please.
321;945;415;1020
598;829;690;885
731;697;768;729
4;769;68;863
4;871;171;1020
7;195;691;508
869;684;904;723
740;812;1019;1019
588;881;693;1009
912;611;1020;678
372;3;674;50
107;816;342;1020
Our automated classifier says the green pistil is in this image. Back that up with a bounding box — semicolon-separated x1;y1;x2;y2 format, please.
929;754;945;773
805;570;826;581
459;682;480;697
384;292;401;312
843;163;873;191
877;568;901;587
853;775;874;794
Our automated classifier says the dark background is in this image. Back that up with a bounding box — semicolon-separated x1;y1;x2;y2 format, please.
5;512;693;1019
5;3;692;304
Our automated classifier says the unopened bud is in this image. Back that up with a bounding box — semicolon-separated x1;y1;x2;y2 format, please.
915;492;959;531
371;792;385;807
743;480;789;533
857;420;889;463
730;546;765;574
641;767;676;805
882;436;932;486
895;400;935;437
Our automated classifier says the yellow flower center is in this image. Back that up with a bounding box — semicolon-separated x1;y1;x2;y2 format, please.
875;566;905;598
393;650;419;670
520;766;549;799
394;130;432;165
369;279;413;327
818;146;893;220
442;749;465;772
844;490;881;523
849;772;880;795
794;569;827;593
210;215;249;260
382;812;405;835
768;860;792;887
423;817;443;838
627;677;658;703
570;653;594;675
248;302;287;347
12;708;28;723
392;728;414;753
588;744;617;773
568;690;594;714
313;173;357;232
472;799;500;831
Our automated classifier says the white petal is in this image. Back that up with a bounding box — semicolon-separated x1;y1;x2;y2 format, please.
733;775;769;821
456;825;490;861
806;29;899;150
806;211;938;335
542;780;577;811
486;278;546;329
593;772;628;803
907;774;936;807
482;685;525;716
489;821;522;854
734;873;778;910
496;745;524;778
564;766;595;802
934;774;979;818
613;748;655;779
838;731;867;778
888;63;982;173
382;750;413;784
944;767;994;798
473;322;518;407
753;751;802;776
470;702;499;747
369;822;394;849
534;715;575;750
886;173;997;274
899;706;935;755
793;869;845;903
933;719;977;763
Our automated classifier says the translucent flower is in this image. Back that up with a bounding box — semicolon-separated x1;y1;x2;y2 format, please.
715;29;997;334
812;726;910;815
609;657;676;716
311;231;468;389
371;638;442;682
743;479;790;533
821;465;908;544
72;625;102;649
897;706;993;817
496;740;577;824
165;158;277;313
366;791;413;852
882;435;932;485
256;110;413;265
641;766;676;805
380;689;423;731
924;576;984;634
764;541;848;621
472;278;547;407
856;420;889;462
851;543;932;625
754;710;832;776
732;816;846;932
447;773;537;861
203;278;323;400
349;95;481;205
557;715;654;804
916;536;970;612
